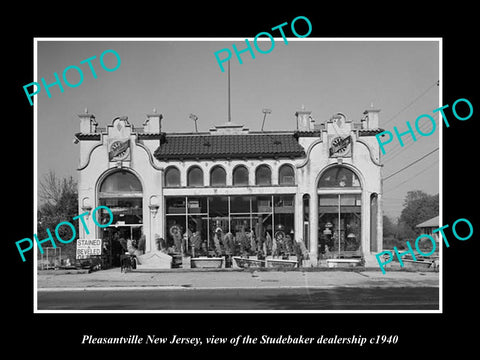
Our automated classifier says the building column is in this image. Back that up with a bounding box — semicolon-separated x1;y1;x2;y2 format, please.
363;192;383;267
377;193;383;252
295;192;303;246
363;191;371;257
309;191;318;266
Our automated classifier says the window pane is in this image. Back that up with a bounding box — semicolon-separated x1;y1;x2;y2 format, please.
279;165;295;185
166;216;186;252
165;167;180;187
274;195;294;214
187;197;208;214
233;166;249;186
210;166;226;186
256;165;271;185
166;197;186;214
303;194;310;221
99;197;143;224
254;196;272;213
188;166;204;187
209;196;228;217
189;215;208;256
100;171;142;192
318;166;360;188
340;194;357;206
370;193;378;252
303;194;310;249
319;195;338;207
274;195;295;256
318;194;361;255
231;196;250;213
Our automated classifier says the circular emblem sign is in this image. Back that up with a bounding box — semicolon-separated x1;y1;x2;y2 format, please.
329;135;351;157
332;137;348;154
109;140;129;161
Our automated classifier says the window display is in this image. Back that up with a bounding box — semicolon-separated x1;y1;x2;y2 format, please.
164;194;295;262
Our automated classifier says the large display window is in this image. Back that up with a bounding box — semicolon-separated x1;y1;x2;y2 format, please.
165;195;295;259
318;194;361;255
317;166;362;258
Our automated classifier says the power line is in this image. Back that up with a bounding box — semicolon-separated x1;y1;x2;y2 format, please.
382;112;440;161
384;161;438;189
383;147;439;181
382;80;439;127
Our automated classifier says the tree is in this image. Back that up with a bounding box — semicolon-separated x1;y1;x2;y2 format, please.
383;215;397;238
398;190;438;241
37;171;78;262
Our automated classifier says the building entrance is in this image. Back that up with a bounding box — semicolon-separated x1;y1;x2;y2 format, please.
318;194;361;257
101;226;143;267
97;170;144;268
317;166;362;259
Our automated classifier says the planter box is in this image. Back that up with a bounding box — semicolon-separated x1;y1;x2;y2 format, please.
137;251;172;269
301;259;312;268
232;256;265;269
266;258;298;268
190;257;224;269
182;256;191;269
326;258;362;268
402;259;433;270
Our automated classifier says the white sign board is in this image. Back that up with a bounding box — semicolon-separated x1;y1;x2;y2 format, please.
76;239;102;259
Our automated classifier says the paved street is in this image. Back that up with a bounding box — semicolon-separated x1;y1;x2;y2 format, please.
37;286;439;310
36;268;440;311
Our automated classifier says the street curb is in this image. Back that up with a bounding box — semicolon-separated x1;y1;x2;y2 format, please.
37;283;440;292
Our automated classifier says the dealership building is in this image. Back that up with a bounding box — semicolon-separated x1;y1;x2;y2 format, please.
74;106;384;268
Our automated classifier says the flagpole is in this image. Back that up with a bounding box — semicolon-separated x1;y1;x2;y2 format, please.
227;59;231;123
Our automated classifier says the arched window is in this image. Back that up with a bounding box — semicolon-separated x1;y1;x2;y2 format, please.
210;166;226;186
233;165;249;186
279;164;295;185
165;166;181;187
100;170;142;193
255;165;272;186
98;170;143;226
318;166;360;188
187;166;204;187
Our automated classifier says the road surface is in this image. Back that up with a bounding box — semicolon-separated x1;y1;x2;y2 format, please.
37;286;439;310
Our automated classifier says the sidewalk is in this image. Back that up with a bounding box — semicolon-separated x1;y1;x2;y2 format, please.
37;267;440;290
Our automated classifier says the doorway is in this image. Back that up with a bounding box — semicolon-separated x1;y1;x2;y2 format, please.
101;226;143;267
318;194;361;257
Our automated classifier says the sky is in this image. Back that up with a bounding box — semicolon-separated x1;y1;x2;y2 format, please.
36;38;440;219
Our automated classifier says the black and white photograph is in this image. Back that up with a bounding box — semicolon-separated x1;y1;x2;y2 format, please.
7;7;478;356
33;38;441;312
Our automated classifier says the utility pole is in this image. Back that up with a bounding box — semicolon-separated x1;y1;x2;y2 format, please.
227;59;231;123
